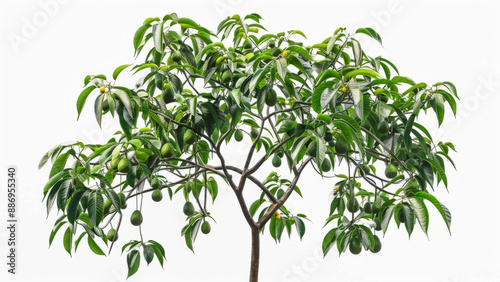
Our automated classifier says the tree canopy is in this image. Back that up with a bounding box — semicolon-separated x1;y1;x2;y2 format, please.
40;12;458;280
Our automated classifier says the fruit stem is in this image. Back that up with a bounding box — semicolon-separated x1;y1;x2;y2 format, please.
249;226;260;282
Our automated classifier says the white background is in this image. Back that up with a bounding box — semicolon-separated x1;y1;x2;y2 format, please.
1;0;500;281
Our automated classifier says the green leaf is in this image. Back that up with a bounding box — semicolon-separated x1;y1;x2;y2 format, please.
425;158;447;187
49;221;66;247
133;63;159;74
438;90;457;117
143;245;155;265
408;197;429;235
381;205;395;234
94;93;104;127
88;191;104;227
349;81;364;119
312;81;336;113
153;22;164;53
430;93;445;126
249;199;266;218
67;189;85;224
76;86;96;119
249;67;270;93
322;228;339;257
102;188;121;213
39;144;63;170
277;57;287;80
278;120;297;133
87;235;106;256
177;17;201;29
382;174;405;188
332;120;353;144
127;249;141;278
113;64;131;80
357;225;375;249
401;203;415;237
149;241;166;268
288;30;307;39
63;227;73;256
269;215;277;241
134;24;151;51
230;89;242;107
326;33;341;54
207;177;218;203
344;68;381;79
404;114;415;149
49;152;70;178
355;27;382;45
112;88;134;118
294;217;306;240
315;69;341;86
351;38;362;66
286;46;312;60
415;191;452;234
56;179;73;210
333;114;361;133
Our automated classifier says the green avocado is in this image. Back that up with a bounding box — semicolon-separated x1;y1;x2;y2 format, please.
151;177;161;189
183;201;195;216
151;189;163;202
201;221;211;234
221;70;232;84
130;210;143;226
243;39;252;49
234;129;244;142
377;120;389;134
117;158;130;173
385;164;398;179
172;51;182;63
110;157;121;170
107;228;119;242
321;158;331;172
363;202;372;214
272;154;282;167
349;237;362;255
346;197;360;213
161;143;174;158
370;235;382;253
306;141;317;157
162;83;175;104
335;138;348;154
265;89;277;107
183;129;196;145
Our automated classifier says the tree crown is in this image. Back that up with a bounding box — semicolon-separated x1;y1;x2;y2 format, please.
40;12;458;278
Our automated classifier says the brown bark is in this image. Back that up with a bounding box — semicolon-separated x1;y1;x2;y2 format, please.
249;227;260;282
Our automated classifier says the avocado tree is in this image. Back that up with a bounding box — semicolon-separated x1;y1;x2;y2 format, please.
40;13;458;282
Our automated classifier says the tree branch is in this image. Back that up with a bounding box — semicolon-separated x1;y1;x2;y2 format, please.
257;157;312;228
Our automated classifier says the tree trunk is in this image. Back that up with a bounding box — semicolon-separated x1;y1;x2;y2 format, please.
249;227;260;282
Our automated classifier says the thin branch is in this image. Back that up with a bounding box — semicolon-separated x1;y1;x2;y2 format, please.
222;165;278;204
348;156;399;197
257;157;312;228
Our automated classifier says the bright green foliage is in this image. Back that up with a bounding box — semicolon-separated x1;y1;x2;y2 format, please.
40;12;458;279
